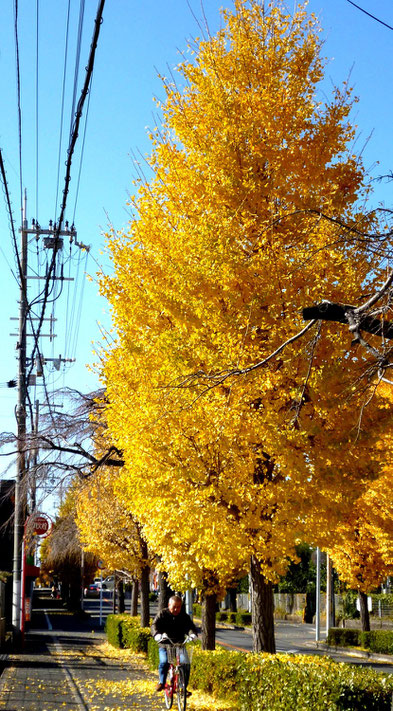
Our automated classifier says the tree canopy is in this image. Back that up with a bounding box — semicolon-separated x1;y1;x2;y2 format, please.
97;0;393;650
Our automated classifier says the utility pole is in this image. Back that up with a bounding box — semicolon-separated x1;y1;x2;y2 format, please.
11;199;84;641
12;192;28;639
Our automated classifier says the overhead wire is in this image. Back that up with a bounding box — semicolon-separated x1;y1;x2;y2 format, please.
13;0;23;223
4;1;106;499
69;0;86;141
346;1;393;31
0;149;21;284
54;0;72;222
71;77;92;225
27;0;106;437
35;0;39;221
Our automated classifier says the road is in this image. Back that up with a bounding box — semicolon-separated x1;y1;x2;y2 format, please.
82;596;393;675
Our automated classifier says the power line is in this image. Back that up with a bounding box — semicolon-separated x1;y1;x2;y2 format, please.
54;0;72;221
35;0;39;221
346;0;393;31
13;0;23;222
69;0;86;142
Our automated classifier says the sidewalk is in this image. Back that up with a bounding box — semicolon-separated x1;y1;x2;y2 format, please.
0;612;164;711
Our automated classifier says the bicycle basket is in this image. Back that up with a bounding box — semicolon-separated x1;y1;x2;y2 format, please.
167;645;193;665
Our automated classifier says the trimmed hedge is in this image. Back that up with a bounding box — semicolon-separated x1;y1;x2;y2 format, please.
239;653;393;711
327;629;361;648
147;636;160;670
108;616;393;710
328;628;393;656
193;604;251;627
105;613;131;648
236;610;251;626
105;614;150;653
360;631;393;656
190;648;393;710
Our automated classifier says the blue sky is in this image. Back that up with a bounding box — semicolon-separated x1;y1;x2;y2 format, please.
0;0;392;506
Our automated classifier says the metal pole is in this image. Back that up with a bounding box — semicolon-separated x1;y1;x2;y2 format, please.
30;400;39;511
315;547;321;642
112;571;117;614
99;571;103;626
12;192;28;639
326;553;331;637
81;548;85;611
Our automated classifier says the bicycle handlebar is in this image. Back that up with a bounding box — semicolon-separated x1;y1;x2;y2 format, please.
161;634;196;646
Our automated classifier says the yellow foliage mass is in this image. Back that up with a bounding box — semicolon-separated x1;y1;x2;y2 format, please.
97;1;393;592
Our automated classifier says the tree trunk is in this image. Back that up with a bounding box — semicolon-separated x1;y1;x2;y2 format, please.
359;591;370;632
158;570;173;612
131;578;139;617
250;555;276;653
140;561;150;628
117;580;125;613
137;528;150;627
228;588;237;613
201;592;216;650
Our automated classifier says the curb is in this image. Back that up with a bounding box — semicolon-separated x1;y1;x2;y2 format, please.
316;642;393;665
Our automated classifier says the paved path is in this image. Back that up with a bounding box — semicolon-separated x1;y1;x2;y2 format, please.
0;609;163;711
215;621;393;675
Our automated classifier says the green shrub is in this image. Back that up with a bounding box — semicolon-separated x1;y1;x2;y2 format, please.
121;619;151;653
217;611;228;622
236;609;252;626
238;654;393;711
327;629;361;648
105;614;148;650
105;614;130;648
190;648;243;698
108;616;393;710
328;628;393;656
147;637;160;670
360;630;393;655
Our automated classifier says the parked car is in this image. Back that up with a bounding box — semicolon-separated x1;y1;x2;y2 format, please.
84;582;100;597
102;575;115;591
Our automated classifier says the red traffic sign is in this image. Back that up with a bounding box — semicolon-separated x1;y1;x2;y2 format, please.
27;512;53;538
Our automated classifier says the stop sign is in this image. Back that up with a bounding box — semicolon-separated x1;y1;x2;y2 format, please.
30;513;52;537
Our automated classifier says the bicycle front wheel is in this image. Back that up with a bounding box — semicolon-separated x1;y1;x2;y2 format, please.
176;667;187;711
164;680;173;709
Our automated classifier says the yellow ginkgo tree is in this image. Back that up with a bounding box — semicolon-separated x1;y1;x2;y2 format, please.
98;0;393;651
328;461;393;631
76;465;153;625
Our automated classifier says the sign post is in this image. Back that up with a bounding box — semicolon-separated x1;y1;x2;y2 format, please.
22;512;52;639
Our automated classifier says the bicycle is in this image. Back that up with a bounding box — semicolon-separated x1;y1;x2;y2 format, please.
161;634;194;711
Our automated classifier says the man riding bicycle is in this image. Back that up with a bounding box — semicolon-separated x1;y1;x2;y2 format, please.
151;595;198;693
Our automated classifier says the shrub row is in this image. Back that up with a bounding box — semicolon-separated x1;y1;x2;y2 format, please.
328;627;393;656
239;653;393;711
193;604;251;627
107;616;393;710
105;614;150;653
190;648;393;710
